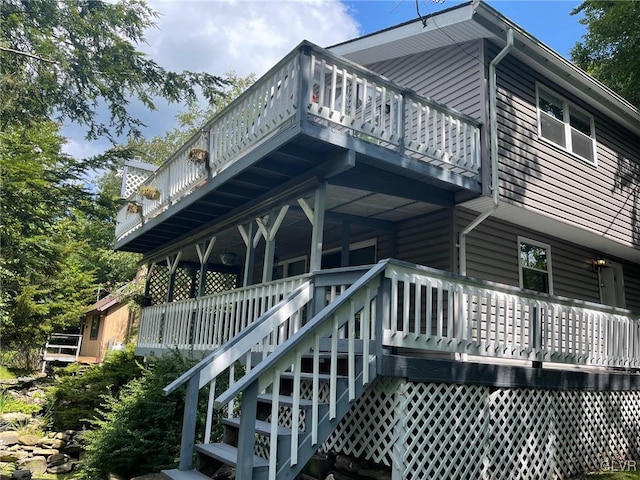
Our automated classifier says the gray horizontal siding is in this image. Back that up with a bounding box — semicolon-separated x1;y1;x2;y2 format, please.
488;42;640;250
366;41;484;120
456;208;602;303
395;209;453;271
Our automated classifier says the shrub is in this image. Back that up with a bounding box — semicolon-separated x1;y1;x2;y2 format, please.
0;389;42;415
79;352;226;480
47;346;143;430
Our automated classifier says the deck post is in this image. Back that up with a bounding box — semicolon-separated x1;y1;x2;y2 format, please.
239;222;257;287
236;381;259;479
196;237;217;296
179;374;200;470
166;253;182;303
376;274;390;374
309;183;326;273
296;44;311;127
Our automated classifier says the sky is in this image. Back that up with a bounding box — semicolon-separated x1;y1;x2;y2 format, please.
62;0;587;161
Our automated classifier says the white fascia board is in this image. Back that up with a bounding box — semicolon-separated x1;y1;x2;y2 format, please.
329;3;476;61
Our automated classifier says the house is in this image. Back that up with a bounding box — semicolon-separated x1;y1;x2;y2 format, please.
78;285;135;362
114;2;640;479
42;285;136;371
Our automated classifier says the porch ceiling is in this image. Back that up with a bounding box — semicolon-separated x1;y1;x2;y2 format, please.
119;121;474;257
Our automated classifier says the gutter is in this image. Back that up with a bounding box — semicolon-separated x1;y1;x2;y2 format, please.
459;28;514;276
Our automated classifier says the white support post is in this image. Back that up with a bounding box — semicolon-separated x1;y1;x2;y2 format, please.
166;252;183;302
309;183;326;273
260;206;289;284
196;236;216;296
238;223;257;287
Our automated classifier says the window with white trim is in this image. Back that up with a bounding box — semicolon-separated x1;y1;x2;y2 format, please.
536;85;596;164
272;256;307;280
518;237;553;294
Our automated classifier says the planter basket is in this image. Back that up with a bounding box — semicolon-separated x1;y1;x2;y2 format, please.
188;148;209;164
138;185;161;200
126;202;141;215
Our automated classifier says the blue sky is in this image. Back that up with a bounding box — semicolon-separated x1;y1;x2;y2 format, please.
64;0;587;160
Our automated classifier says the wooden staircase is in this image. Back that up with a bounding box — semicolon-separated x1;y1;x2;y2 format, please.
161;261;388;480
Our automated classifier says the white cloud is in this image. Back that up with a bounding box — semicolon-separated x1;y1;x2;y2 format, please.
64;0;361;160
145;0;361;76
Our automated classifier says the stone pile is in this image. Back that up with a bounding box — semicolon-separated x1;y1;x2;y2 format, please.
0;417;83;477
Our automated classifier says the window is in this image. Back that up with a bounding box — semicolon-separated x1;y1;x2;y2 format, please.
89;315;101;340
321;240;377;269
272;256;307;280
518;237;553;294
537;85;596;164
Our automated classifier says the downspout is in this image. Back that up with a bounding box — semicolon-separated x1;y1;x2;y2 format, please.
459;28;514;276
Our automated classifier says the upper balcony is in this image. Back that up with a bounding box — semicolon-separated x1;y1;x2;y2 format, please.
115;41;482;253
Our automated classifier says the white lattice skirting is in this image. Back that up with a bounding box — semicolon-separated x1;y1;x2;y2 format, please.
322;378;640;479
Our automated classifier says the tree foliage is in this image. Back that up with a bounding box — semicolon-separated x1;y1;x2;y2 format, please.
0;0;236;363
0;119;143;354
0;0;228;139
80;352;227;479
571;1;640;107
126;71;256;166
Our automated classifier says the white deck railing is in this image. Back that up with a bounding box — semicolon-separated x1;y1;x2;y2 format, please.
137;275;310;352
115;42;481;242
384;261;640;368
140;260;640;368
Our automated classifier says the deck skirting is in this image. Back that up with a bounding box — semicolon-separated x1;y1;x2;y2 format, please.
323;372;640;479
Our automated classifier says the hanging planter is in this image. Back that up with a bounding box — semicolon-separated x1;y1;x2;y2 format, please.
126;202;141;215
188;148;209;164
138;185;161;200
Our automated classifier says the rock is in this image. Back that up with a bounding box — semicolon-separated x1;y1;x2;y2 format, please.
47;454;68;467
17;436;39;447
0;414;29;424
50;440;65;449
62;442;82;454
0;432;19;447
36;437;52;447
19;446;34;452
0;451;26;462
46;462;73;474
17;457;46;476
11;470;31;480
31;448;58;457
64;430;76;437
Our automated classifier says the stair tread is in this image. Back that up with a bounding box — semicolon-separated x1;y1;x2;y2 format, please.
257;393;322;408
161;469;211;480
223;416;293;436
195;442;269;469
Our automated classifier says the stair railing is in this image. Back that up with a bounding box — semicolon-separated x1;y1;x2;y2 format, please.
163;280;313;470
214;259;389;480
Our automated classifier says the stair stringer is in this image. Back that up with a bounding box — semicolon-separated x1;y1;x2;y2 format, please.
274;358;377;480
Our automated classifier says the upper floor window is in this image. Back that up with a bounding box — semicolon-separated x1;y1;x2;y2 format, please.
518;237;553;295
536;85;596;164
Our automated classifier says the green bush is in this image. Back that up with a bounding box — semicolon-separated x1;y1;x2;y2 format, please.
0;366;16;381
0;389;42;415
79;352;226;480
47;346;143;430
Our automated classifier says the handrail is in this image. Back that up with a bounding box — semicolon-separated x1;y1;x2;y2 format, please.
214;259;389;408
163;281;313;395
